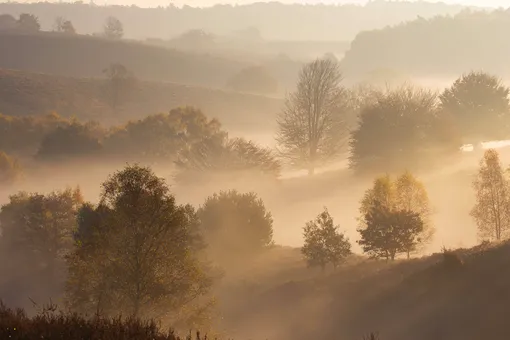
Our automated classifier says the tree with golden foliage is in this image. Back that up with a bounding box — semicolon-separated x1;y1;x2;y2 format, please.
359;171;433;258
471;149;510;241
66;165;213;326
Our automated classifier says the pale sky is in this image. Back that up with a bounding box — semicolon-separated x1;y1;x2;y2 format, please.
6;0;510;8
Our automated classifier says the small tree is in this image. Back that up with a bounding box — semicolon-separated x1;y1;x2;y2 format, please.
66;165;212;323
54;16;76;34
103;16;123;39
358;203;424;261
197;190;273;267
471;149;510;241
359;172;433;257
302;208;351;270
103;63;135;111
276;58;348;175
17;13;40;32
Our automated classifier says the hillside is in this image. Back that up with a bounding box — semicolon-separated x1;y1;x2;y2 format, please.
0;32;247;89
0;68;283;133
341;9;510;79
215;242;510;340
0;1;468;41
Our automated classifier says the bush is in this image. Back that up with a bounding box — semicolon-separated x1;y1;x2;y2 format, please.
0;301;196;340
441;247;464;271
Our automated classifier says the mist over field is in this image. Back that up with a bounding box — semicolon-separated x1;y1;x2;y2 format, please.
2;1;510;340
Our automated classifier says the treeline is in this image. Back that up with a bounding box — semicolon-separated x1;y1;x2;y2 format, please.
342;9;510;77
0;1;465;41
0;108;281;187
277;58;510;175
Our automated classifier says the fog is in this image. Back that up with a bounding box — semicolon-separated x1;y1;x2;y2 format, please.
2;1;510;339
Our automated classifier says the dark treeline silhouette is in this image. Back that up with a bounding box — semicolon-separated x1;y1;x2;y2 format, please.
0;1;467;41
342;9;510;78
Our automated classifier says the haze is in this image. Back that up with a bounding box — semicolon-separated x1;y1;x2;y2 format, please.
2;1;510;339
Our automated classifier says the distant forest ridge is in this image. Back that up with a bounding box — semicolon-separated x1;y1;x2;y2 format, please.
0;1;470;40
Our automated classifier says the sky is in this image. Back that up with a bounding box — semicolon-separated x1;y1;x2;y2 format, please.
5;0;509;8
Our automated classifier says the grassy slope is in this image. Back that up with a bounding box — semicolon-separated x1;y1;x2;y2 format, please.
0;68;283;132
215;241;510;340
0;32;248;89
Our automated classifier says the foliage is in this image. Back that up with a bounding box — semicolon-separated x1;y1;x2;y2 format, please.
226;66;278;95
276;58;348;175
0;14;17;30
0;301;201;340
197;190;274;266
17;13;40;32
54;16;76;34
105;107;225;163
66;165;213;326
0;187;83;278
357;203;424;261
471;149;510;241
175;136;281;183
103;16;123;39
359;172;433;257
0;151;23;185
0;112;74;156
440;71;510;141
349;85;459;173
36;122;103;161
302;207;351;270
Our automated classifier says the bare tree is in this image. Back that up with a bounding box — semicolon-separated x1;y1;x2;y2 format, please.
471;149;510;241
54;16;76;34
103;63;135;111
276;58;347;175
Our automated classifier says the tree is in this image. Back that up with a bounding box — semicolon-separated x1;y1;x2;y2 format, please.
36;123;103;161
359;172;433;257
103;63;136;111
66;165;212;323
197;190;273;267
175;136;281;183
104;107;225;163
0;188;83;279
276;58;348;175
226;66;278;95
440;71;510;141
0;14;17;31
302;208;351;270
103;16;124;39
349;85;459;173
357;203;424;261
471;149;510;241
17;13;40;32
54;16;76;34
0;151;23;185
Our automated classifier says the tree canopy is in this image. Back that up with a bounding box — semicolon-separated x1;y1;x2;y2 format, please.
302;207;351;270
66;165;212;325
197;190;273;267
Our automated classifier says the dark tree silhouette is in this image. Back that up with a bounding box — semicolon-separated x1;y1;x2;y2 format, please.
17;13;40;32
103;16;123;39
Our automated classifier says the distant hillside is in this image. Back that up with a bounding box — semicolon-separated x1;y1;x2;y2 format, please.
0;1;468;41
0;32;250;89
0;68;283;133
341;9;510;79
